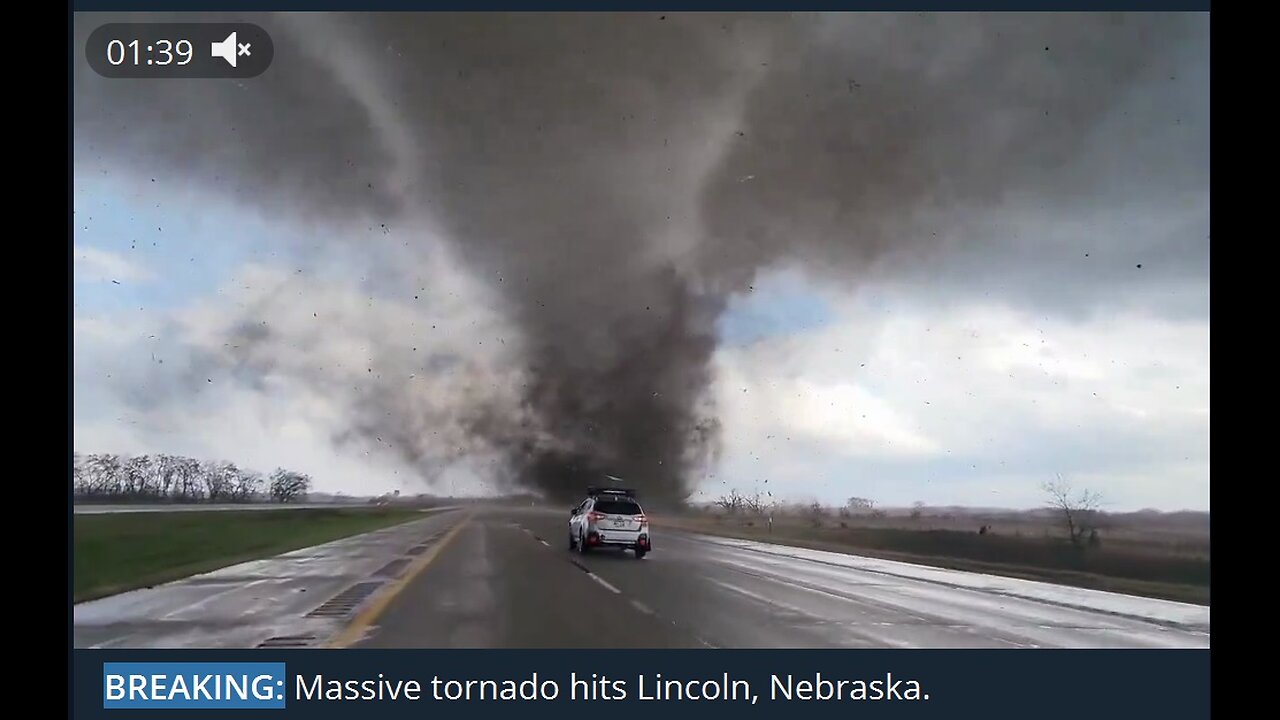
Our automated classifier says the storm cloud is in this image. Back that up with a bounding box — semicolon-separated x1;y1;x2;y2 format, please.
72;13;1209;503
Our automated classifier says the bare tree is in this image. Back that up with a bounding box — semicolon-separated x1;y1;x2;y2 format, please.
232;469;264;502
72;453;93;497
910;501;925;520
172;456;204;501
75;453;123;498
1041;476;1104;546
714;488;745;515
122;455;151;499
270;468;312;503
202;461;238;502
743;490;768;516
151;454;178;499
807;500;826;527
133;455;175;500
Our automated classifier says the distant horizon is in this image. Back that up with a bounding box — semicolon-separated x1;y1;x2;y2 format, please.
69;468;1210;517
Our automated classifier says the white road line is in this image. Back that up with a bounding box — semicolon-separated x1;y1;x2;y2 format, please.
588;573;621;594
539;539;550;547
630;599;654;615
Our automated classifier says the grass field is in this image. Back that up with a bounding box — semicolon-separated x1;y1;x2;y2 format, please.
656;512;1209;606
73;507;425;603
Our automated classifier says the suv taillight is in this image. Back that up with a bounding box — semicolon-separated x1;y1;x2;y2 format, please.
635;514;647;524
588;511;605;522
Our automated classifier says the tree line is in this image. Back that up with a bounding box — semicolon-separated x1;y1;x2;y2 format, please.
72;453;312;504
712;489;885;521
711;476;1111;543
712;476;1106;546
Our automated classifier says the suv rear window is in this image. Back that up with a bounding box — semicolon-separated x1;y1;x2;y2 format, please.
594;500;641;515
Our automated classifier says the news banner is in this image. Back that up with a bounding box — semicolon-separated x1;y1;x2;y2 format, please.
73;649;1209;718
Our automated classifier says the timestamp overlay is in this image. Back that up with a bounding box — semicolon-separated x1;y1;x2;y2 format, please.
85;23;274;79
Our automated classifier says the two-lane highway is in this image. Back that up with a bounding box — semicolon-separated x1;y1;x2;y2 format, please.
73;505;1209;649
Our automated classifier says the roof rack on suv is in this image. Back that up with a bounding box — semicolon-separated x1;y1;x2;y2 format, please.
587;486;637;499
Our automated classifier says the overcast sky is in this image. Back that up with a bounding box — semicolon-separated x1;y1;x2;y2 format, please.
73;13;1209;511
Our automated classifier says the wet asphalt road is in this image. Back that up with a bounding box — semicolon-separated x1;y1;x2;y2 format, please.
74;509;461;649
353;507;1209;649
74;506;1209;649
72;503;394;514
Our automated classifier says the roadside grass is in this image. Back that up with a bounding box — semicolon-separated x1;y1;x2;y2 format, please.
654;516;1209;606
73;507;425;603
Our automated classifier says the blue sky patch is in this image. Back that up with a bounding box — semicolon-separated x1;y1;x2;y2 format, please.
717;269;835;346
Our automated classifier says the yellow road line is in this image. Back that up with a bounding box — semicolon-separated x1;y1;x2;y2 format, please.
325;514;472;648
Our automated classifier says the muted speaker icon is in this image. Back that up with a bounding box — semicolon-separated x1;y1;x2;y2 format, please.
212;31;245;68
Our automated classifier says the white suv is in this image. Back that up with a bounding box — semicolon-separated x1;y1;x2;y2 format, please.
568;488;651;559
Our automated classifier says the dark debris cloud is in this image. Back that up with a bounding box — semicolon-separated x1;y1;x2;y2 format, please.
73;13;1208;503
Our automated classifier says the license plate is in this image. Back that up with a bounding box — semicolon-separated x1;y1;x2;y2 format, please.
611;520;627;527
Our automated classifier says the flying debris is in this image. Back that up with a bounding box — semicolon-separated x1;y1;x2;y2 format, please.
72;13;1208;503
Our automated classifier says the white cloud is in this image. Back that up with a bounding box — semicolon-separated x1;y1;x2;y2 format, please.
707;287;1209;511
74;233;536;497
74;244;155;283
715;368;938;458
73;311;162;349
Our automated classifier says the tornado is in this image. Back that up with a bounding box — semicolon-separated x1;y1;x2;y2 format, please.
72;13;1208;503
